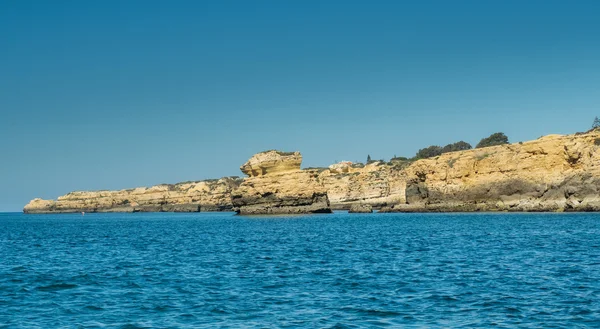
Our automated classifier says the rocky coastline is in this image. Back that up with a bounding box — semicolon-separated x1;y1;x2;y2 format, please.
24;131;600;214
23;178;243;214
231;151;331;214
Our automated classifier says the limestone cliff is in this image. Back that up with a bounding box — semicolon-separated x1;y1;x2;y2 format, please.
318;162;405;209
23;131;600;214
315;131;600;212
23;177;242;213
381;131;600;212
240;150;302;177
232;151;331;214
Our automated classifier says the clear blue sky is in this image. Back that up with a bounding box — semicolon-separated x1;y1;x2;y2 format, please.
1;0;599;211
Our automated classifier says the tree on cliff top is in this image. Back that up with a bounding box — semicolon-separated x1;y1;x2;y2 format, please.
415;145;443;159
366;154;372;163
593;117;600;130
476;132;509;148
441;141;472;153
414;141;473;160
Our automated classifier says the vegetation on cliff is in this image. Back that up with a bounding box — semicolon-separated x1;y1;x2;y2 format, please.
24;126;600;214
260;150;298;156
408;132;508;160
414;141;473;159
476;132;509;148
593;117;600;130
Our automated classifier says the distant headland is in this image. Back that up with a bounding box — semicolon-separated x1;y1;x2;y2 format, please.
24;129;600;214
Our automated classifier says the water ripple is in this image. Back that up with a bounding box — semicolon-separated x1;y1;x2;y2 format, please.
1;212;600;327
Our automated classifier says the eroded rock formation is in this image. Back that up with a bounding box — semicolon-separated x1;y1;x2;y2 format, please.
23;177;242;213
23;131;600;214
319;161;406;209
232;151;331;214
240;150;302;177
381;131;600;212
348;203;373;213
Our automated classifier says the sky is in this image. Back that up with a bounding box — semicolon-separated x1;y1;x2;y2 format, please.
1;0;599;211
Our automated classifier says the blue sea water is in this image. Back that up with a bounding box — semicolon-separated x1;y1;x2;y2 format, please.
1;212;600;328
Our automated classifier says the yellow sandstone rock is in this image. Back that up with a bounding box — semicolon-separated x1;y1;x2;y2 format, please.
232;151;331;214
23;178;242;213
319;161;406;209
240;150;302;177
23;131;600;214
382;131;600;212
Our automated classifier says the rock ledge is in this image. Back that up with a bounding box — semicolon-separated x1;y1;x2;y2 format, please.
348;203;373;213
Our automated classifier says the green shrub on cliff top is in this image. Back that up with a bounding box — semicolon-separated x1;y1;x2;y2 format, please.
260;150;297;156
414;141;472;159
412;133;506;159
441;141;472;153
415;145;443;159
476;132;509;148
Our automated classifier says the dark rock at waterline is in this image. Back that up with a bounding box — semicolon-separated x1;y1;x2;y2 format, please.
348;204;373;213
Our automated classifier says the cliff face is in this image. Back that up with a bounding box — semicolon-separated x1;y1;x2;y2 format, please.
318;162;406;209
23;177;242;213
240;151;302;177
23;131;600;214
383;131;600;212
312;131;600;212
232;151;331;214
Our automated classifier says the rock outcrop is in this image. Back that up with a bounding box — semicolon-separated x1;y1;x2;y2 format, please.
380;131;600;212
348;203;373;213
328;161;353;174
232;151;331;214
23;177;242;213
319;161;406;209
23;131;600;214
240;150;302;177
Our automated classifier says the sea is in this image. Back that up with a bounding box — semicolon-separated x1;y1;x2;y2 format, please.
1;212;599;328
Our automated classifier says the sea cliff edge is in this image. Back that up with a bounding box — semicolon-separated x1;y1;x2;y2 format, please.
24;131;600;214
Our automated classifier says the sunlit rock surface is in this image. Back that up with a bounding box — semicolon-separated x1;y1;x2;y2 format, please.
24;131;600;214
23;178;242;213
233;151;331;215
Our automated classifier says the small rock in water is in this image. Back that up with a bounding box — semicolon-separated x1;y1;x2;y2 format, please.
348;203;373;213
